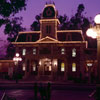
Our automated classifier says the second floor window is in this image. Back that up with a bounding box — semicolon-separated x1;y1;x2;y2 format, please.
61;48;65;55
22;49;26;56
33;48;36;55
72;48;76;57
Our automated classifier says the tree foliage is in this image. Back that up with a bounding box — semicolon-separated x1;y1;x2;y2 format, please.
0;0;27;41
30;14;41;31
0;0;27;17
4;17;26;42
0;0;27;58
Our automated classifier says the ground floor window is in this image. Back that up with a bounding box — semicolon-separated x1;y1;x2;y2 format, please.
61;62;65;72
72;63;76;72
22;63;26;71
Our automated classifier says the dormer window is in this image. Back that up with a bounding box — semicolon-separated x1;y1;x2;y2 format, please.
27;35;31;42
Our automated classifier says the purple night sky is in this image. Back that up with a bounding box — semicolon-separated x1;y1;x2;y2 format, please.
0;0;100;40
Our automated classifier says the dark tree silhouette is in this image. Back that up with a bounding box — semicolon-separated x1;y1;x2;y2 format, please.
0;0;27;58
0;0;27;41
0;0;27;17
4;17;26;42
58;14;70;30
30;14;41;31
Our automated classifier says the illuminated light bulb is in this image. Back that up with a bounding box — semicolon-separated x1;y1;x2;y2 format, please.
86;28;97;38
94;14;100;24
16;53;19;57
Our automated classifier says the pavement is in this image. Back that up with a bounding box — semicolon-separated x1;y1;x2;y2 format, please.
0;79;96;100
0;78;96;90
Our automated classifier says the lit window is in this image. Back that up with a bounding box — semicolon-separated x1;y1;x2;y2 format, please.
33;63;36;71
33;67;36;71
22;63;26;71
33;48;36;55
72;63;76;72
61;62;65;71
22;49;26;56
72;48;76;57
48;66;51;71
61;48;65;55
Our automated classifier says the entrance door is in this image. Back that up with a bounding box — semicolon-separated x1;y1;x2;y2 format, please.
43;58;52;75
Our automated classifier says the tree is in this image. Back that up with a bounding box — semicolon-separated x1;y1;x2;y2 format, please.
69;4;89;30
0;0;27;41
57;14;70;30
0;0;27;17
0;0;27;58
4;17;26;42
30;14;41;31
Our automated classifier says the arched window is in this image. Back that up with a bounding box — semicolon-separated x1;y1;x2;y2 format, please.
61;62;65;71
72;48;76;57
72;63;76;72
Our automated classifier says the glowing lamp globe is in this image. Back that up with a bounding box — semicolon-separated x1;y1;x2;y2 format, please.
86;28;97;39
94;14;100;24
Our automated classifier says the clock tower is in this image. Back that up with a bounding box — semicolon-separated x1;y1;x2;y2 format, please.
40;4;60;39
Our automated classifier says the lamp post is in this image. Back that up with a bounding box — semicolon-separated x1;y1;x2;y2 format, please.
86;14;100;83
13;53;22;83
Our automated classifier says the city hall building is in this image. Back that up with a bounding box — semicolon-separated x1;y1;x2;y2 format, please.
10;4;97;81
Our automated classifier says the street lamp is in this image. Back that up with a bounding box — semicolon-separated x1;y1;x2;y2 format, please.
13;53;22;83
86;14;100;82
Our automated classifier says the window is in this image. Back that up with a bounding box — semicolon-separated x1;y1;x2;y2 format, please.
68;35;71;41
33;48;36;55
61;62;65;72
33;63;36;71
61;48;65;55
22;63;26;71
72;63;76;72
46;25;51;34
22;49;26;56
27;36;30;42
72;48;76;57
